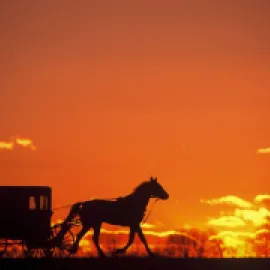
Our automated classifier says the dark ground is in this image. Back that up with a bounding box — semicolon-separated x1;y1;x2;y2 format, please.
1;258;270;270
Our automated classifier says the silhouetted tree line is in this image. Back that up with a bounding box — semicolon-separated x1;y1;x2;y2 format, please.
2;221;270;258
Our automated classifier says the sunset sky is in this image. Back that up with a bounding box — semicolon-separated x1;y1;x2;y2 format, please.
1;1;270;253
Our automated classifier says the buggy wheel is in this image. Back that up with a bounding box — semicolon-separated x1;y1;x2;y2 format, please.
22;241;52;258
49;224;75;258
0;238;7;257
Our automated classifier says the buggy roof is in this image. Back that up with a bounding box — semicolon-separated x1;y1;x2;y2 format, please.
0;186;51;188
0;186;51;195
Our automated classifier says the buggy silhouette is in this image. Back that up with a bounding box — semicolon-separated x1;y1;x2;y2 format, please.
0;186;74;258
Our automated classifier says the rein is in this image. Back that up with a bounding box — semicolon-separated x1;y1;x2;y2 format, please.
52;197;120;211
52;205;73;211
142;198;159;224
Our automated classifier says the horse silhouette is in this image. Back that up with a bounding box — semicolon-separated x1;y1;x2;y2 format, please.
53;177;169;257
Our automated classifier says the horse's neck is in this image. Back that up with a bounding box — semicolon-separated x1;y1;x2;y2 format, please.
117;189;151;212
130;191;151;210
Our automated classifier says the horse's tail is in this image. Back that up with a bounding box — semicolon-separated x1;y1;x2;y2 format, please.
63;202;83;224
52;202;84;244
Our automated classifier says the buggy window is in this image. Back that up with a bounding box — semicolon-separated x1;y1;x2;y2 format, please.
40;195;48;210
29;196;36;210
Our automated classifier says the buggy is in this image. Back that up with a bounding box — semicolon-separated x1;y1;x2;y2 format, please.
0;186;75;258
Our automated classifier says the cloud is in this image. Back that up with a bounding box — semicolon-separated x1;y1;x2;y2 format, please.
15;138;36;151
256;228;270;238
0;141;14;150
208;216;246;227
209;230;254;249
254;194;270;204
97;227;182;238
210;230;255;241
141;223;157;229
235;207;270;227
0;137;36;151
257;147;270;154
201;195;253;209
52;219;197;242
203;193;270;256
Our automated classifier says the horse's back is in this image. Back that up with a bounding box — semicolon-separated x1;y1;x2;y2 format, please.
83;199;122;209
80;198;134;225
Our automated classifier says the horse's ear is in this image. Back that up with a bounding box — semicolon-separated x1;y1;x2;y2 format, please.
151;177;157;182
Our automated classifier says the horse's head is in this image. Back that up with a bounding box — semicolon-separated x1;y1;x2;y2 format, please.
147;177;169;200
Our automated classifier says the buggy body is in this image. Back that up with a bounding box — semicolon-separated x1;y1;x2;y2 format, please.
0;186;52;247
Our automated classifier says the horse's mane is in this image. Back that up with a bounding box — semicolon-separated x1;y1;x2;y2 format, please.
131;181;151;196
117;181;149;201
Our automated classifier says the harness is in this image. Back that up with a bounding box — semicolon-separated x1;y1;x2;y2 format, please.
142;198;159;224
52;204;74;211
52;197;160;224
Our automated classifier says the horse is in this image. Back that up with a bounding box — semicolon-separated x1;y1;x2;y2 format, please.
54;176;169;257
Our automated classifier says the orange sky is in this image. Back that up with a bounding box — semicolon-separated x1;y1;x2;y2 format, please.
1;0;270;240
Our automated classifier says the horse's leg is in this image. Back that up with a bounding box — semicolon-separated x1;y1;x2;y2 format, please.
113;226;136;255
92;223;105;257
136;226;154;256
50;222;72;247
69;225;90;254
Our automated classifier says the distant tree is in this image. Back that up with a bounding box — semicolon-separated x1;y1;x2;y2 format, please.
166;234;197;258
207;238;224;258
226;247;238;258
183;248;189;258
197;245;205;258
255;223;270;257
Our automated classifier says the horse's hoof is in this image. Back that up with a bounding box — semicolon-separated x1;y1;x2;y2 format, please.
69;247;78;254
148;252;156;257
111;249;125;257
115;248;125;254
99;252;106;258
